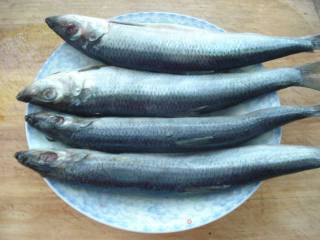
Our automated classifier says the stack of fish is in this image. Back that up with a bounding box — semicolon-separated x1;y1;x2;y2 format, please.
15;14;320;191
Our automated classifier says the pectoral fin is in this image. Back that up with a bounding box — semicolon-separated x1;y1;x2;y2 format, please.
70;152;89;162
78;88;91;103
188;105;214;115
45;135;55;142
79;120;94;129
78;64;106;72
176;136;214;147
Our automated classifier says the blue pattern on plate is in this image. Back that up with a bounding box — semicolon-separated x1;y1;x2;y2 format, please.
25;12;281;233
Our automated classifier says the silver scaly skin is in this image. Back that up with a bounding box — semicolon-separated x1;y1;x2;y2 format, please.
45;14;320;73
25;105;320;153
15;145;320;191
16;62;320;117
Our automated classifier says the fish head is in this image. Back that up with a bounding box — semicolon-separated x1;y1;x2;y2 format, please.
15;149;90;177
16;71;84;109
45;14;107;49
25;112;73;135
15;150;64;175
25;112;91;137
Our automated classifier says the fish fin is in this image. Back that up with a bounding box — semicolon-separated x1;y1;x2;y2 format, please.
184;185;231;193
49;64;105;75
297;61;320;91
78;64;106;72
109;20;211;33
176;136;214;147
79;120;94;128
188;105;216;115
307;33;320;50
45;135;55;142
109;20;146;27
309;105;320;117
78;88;91;103
80;22;107;42
142;23;211;32
70;152;89;162
303;33;320;50
50;71;63;75
228;64;263;73
209;185;232;190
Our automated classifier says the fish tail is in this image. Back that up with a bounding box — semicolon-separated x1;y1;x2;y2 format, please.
304;33;320;50
297;61;320;91
307;105;320;117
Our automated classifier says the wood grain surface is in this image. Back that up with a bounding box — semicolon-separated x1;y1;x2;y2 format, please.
1;0;320;239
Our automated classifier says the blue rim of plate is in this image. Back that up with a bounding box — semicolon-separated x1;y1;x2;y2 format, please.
25;12;281;233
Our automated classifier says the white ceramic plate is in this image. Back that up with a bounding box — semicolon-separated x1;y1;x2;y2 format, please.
26;12;281;233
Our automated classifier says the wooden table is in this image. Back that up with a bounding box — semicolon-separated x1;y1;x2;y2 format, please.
1;1;320;239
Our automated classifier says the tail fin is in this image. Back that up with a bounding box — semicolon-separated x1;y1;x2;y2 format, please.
305;34;320;50
297;61;320;91
309;105;320;117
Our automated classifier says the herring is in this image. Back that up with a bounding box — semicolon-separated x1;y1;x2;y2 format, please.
15;145;320;191
45;14;320;73
16;62;320;117
25;105;320;153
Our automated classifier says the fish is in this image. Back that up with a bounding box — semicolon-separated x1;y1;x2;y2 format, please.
24;105;320;153
14;145;320;191
44;14;320;73
16;62;320;117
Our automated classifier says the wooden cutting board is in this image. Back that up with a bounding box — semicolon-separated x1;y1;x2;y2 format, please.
0;1;319;239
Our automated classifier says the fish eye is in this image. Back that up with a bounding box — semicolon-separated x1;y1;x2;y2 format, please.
42;88;57;101
39;152;58;162
66;23;78;35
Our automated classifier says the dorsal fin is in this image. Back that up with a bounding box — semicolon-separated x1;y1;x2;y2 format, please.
109;20;146;27
78;64;106;72
109;20;213;33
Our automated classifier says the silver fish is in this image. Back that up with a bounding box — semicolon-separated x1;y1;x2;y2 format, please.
16;62;320;117
45;14;320;73
15;145;320;190
25;105;320;153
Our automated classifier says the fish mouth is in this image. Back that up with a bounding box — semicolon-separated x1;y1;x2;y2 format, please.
15;150;52;174
15;151;29;164
16;89;31;102
25;113;38;126
45;16;60;29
